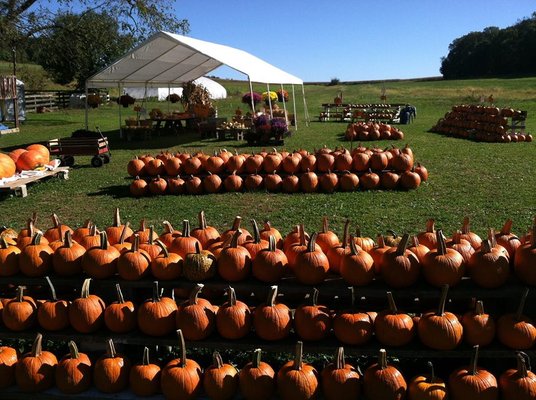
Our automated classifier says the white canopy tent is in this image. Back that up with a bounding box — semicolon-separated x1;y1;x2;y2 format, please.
85;31;308;133
123;77;227;101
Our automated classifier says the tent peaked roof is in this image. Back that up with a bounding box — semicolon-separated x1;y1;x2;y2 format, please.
86;31;303;88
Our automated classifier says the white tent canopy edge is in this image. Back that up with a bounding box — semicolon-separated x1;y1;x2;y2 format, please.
85;31;308;132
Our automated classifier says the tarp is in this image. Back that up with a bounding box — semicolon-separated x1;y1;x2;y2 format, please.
86;31;303;88
123;77;227;100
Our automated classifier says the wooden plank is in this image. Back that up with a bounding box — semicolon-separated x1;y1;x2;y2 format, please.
0;167;69;197
0;127;19;135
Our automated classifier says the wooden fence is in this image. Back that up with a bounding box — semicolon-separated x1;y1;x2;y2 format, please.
24;90;108;112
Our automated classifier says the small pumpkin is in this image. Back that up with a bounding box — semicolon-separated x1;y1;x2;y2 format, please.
2;286;37;331
239;348;275;400
252;235;288;283
448;345;498;400
81;231;120;279
151;239;183;281
467;239;510;288
418;284;463;350
216;286;252;340
0;236;20;277
499;351;536;400
0;345;18;389
15;333;58;392
253;285;292;341
117;234;151;280
243;219;269;261
277;341;319;400
422;229;465;287
191;210;220;248
161;329;203;400
137;281;178;337
55;341;92;394
176;283;216;341
183;242;216;281
333;287;373;345
203;351;239;400
408;361;448;400
217;229;252;282
495;219;522;259
93;338;131;393
19;232;53;277
514;225;536;285
321;347;361;400
417;219;437;249
459;216;482;249
326;219;351;274
295;288;331;341
43;213;73;243
294;232;330;285
461;300;496;346
380;233;421;288
315;216;340;253
340;235;375;286
68;278;106;333
363;348;407;400
104;283;137;334
497;288;536;350
129;346;161;397
37;276;70;331
52;230;85;276
374;291;415;347
170;220;201;259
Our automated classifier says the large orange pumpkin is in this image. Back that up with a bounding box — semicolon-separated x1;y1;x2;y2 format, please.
16;150;47;171
0;153;16;179
26;144;50;161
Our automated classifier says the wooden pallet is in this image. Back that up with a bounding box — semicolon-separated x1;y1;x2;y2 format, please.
0;127;19;135
0;167;69;197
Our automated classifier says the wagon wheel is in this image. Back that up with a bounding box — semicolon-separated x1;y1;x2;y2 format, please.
91;155;104;167
102;153;111;164
60;155;75;167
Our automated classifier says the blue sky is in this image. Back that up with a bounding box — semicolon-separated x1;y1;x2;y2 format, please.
177;0;536;82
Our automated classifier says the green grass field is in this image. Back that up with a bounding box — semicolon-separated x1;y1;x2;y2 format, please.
1;77;535;239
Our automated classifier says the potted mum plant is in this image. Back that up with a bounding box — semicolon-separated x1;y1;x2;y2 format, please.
242;92;262;109
117;94;135;108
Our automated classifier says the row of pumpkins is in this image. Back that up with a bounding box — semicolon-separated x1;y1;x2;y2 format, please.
1;332;533;400
128;167;426;196
343;121;405;141
1;273;535;351
0;143;52;179
430;105;533;143
1;210;535;290
126;145;424;177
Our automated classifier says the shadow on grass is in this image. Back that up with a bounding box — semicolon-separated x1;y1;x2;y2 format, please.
87;184;132;199
22;119;80;127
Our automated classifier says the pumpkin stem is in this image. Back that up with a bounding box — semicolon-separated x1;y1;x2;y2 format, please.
68;341;80;359
481;240;492;254
80;278;92;298
427;361;435;382
213;351;224;368
377;235;386;248
437;284;449;316
199;211;208;230
341;219;350;248
386;291;398;314
411;236;420;247
517;352;531;377
252;348;262;368
152;281;161;303
487;228;498;248
31;333;43;357
116;283;125;304
148;226;155;245
106;338;116;358
142;346;151;366
306;232;318;253
64;230;74;248
31;232;43;246
350;287;356;309
395;233;410;256
293;341;304;371
0;236;8;249
335;347;345;370
176;329;187;368
118;222;130;244
89;223;97;237
155;239;169;258
461;217;471;234
194;241;202;254
251;219;261;244
474;300;485;315
231;216;242;231
299;224;307;246
378;348;388;370
140;219;147;233
113;208;121;227
189;283;204;305
182;220;191;238
436;229;447;255
267;285;278;307
162;221;175;235
31;211;38;226
500;219;513;235
99;231;109;250
355;226;362;238
132;234;140;252
516;288;529;320
321;216;329;234
426;219;435;233
230;229;241;248
310;288;319;306
45;276;57;301
349;235;360;255
15;285;24;302
50;213;60;228
26;218;35;238
469;345;480;376
267;235;276;252
228;286;237;306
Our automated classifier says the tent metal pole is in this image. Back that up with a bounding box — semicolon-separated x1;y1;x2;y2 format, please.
280;83;287;120
301;84;309;127
118;83;123;138
266;83;273;118
248;79;255;113
84;83;89;130
292;85;297;130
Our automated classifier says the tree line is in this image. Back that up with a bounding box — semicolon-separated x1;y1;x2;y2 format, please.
441;13;536;79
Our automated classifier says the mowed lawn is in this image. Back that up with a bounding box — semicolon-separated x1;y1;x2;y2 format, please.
0;77;535;239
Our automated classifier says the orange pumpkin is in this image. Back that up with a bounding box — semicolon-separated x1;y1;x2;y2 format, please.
16;150;48;171
0;153;16;179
